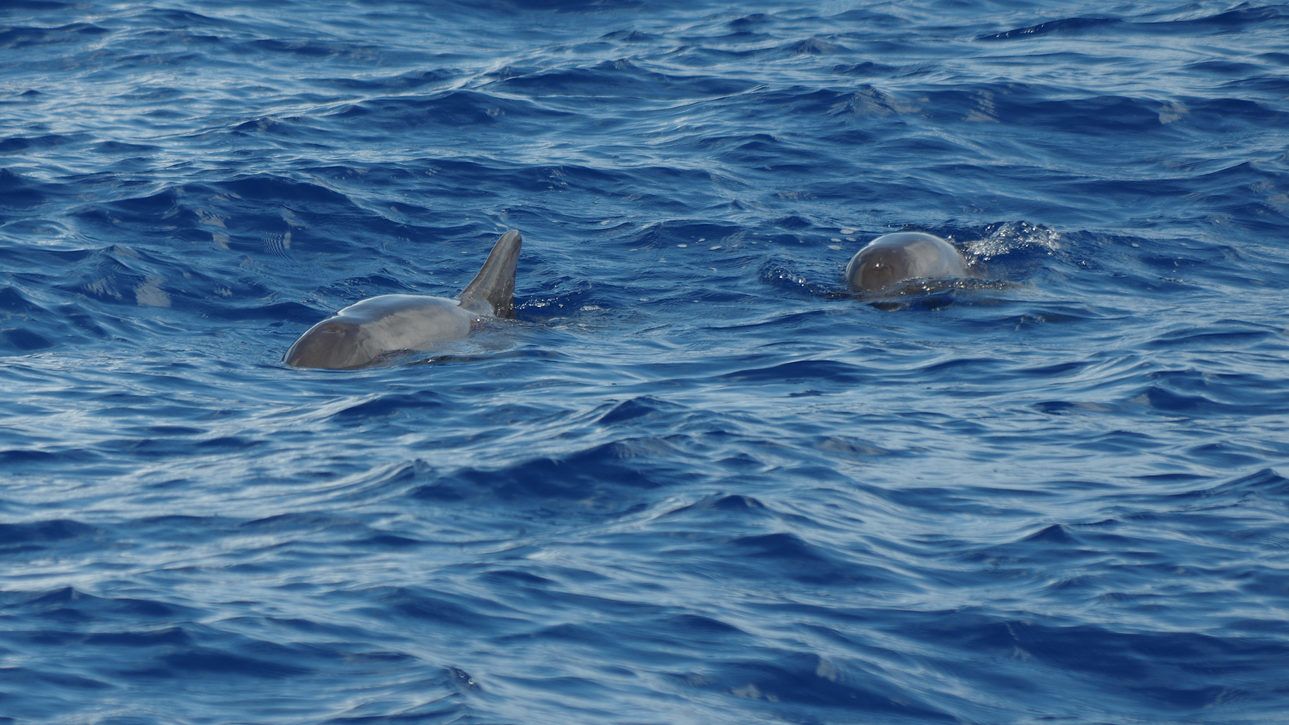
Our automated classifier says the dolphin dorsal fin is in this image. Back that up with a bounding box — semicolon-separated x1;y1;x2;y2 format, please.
458;229;522;318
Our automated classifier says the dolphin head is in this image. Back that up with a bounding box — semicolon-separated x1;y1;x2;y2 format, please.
846;243;917;294
284;318;374;369
845;232;968;295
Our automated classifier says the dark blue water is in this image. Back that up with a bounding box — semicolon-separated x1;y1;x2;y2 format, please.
3;1;1288;721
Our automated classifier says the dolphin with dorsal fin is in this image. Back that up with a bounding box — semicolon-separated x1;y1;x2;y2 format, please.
284;229;522;370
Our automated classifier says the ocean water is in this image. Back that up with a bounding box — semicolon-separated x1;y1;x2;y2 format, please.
2;0;1288;721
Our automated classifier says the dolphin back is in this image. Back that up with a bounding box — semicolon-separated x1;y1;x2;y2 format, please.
458;229;522;318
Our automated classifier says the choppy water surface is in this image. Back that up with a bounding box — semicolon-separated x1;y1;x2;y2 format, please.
3;1;1289;721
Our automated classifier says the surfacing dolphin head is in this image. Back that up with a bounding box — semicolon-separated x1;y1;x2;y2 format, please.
844;231;969;295
283;318;374;370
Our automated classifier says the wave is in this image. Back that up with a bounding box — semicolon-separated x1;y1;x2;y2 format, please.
981;5;1288;41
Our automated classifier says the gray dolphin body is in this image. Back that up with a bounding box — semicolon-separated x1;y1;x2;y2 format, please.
285;229;522;370
845;232;969;294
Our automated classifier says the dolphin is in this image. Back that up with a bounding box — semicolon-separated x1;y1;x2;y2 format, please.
285;229;521;370
845;232;969;295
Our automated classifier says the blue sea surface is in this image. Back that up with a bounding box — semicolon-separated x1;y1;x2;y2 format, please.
3;0;1289;721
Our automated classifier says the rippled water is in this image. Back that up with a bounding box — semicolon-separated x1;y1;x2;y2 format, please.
3;1;1289;722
